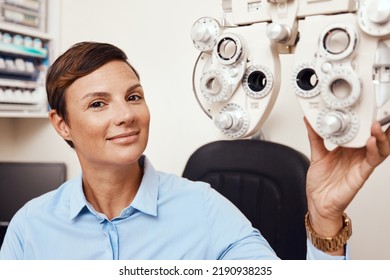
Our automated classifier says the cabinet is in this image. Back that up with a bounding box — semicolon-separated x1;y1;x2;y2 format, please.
0;0;58;118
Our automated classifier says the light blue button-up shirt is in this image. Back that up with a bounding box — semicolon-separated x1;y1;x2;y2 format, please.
0;156;344;260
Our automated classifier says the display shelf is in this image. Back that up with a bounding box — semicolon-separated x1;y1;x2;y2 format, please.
0;41;47;58
0;21;51;40
1;0;46;32
0;0;56;119
0;77;39;88
0;68;39;80
0;110;47;118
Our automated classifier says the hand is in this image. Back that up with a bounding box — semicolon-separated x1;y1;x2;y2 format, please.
304;118;390;244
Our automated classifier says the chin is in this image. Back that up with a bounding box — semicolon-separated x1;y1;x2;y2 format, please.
111;149;144;164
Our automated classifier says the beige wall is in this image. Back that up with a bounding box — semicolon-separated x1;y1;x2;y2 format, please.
1;0;389;259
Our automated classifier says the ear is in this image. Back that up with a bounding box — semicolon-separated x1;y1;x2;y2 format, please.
49;109;72;142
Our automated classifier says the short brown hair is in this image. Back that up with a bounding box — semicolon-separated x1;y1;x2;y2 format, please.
46;41;140;147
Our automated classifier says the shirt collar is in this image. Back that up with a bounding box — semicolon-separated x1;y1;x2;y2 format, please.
129;156;158;216
68;175;88;220
68;155;159;221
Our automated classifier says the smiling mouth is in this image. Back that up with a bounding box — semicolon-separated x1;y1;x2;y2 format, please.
107;132;139;143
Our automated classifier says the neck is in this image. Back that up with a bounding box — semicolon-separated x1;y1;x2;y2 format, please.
81;161;143;220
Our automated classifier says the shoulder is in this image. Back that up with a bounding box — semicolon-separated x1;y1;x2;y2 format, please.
143;155;215;199
158;170;208;190
1;177;80;259
155;169;242;218
157;170;221;200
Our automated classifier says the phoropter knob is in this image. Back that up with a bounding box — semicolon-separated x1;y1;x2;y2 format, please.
266;23;291;43
191;17;221;52
367;0;390;24
321;111;349;136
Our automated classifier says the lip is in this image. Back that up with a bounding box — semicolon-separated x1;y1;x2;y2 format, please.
107;131;139;144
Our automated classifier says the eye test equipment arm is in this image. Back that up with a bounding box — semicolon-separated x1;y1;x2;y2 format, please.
191;0;390;147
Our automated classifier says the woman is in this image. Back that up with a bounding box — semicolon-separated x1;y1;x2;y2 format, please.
1;42;389;259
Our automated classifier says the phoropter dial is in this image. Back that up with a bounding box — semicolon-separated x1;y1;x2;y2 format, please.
200;70;233;103
319;24;357;61
243;65;274;99
191;17;222;52
317;108;359;145
358;0;390;36
320;66;361;109
214;103;249;138
214;33;245;65
292;63;320;98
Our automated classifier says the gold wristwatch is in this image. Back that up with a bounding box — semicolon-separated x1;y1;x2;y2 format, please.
305;212;352;252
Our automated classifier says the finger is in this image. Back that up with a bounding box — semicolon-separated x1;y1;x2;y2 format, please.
361;136;379;179
371;122;390;158
304;117;328;162
365;135;379;165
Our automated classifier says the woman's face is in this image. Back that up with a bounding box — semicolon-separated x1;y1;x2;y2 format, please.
60;60;150;168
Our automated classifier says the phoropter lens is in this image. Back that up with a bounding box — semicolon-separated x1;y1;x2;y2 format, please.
296;68;318;91
247;71;267;92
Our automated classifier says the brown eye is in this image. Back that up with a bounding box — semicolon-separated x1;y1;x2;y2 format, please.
127;95;142;102
90;101;104;108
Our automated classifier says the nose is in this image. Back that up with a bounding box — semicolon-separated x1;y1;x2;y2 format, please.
112;100;135;126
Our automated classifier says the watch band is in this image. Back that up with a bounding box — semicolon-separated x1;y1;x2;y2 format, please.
305;212;352;252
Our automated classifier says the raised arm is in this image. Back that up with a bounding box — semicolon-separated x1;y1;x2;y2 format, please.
304;118;390;256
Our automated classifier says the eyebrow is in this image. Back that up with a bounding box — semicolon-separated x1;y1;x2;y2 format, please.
81;83;142;101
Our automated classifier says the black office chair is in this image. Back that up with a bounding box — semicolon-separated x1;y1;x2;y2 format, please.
0;224;7;249
182;139;310;260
